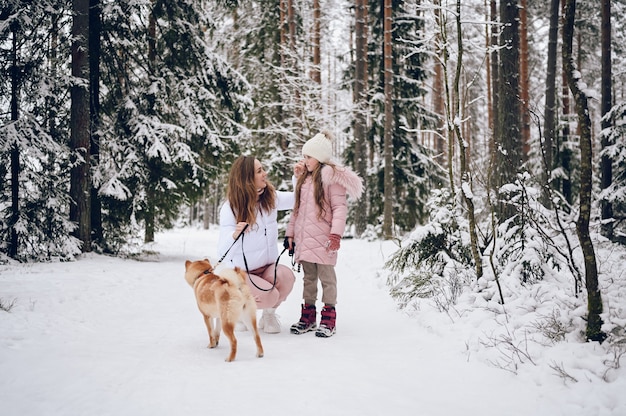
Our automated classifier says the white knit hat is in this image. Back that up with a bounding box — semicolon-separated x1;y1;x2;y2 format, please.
302;132;333;163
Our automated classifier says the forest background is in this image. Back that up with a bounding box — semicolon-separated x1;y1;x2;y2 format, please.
1;0;626;358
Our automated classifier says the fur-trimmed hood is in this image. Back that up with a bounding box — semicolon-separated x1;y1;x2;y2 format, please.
286;163;363;266
321;164;364;201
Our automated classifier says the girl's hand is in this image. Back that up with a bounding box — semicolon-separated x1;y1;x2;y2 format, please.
233;222;249;240
294;160;306;177
326;234;341;252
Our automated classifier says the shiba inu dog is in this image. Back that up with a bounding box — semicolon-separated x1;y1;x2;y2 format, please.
184;259;264;362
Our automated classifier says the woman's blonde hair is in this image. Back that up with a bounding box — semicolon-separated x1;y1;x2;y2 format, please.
227;156;276;225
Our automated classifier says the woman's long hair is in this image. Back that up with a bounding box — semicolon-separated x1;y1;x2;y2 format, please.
227;156;276;225
294;162;333;220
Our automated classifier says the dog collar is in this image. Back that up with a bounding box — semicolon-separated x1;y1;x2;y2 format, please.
193;268;213;286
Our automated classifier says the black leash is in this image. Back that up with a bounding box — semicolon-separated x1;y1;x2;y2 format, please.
214;223;249;269
244;237;297;292
219;223;298;292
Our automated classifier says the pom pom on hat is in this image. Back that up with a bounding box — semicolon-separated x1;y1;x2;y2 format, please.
302;132;333;163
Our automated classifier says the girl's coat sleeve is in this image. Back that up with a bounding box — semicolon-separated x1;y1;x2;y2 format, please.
327;183;347;236
276;190;295;211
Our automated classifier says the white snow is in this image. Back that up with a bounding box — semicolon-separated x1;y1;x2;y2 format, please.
1;226;625;416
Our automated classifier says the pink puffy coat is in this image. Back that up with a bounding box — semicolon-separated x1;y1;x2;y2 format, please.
286;164;363;266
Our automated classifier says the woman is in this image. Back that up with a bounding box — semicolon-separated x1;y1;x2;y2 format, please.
217;156;300;334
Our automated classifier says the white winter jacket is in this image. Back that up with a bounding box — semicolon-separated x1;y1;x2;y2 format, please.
217;191;295;270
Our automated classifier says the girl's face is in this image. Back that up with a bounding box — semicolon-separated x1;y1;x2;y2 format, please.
303;155;320;172
253;159;268;196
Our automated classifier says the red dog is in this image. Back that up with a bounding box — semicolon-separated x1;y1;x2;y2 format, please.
184;259;264;362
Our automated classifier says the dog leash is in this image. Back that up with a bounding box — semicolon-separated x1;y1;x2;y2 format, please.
242;235;297;292
213;223;249;270
218;223;297;292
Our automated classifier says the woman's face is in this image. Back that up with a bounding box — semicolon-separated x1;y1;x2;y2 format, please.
253;159;268;196
303;155;320;172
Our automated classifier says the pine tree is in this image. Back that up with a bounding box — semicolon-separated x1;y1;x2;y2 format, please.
366;0;442;233
0;0;81;260
70;0;92;251
495;0;522;220
95;0;248;249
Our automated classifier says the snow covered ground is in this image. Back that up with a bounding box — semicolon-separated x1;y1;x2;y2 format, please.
1;226;625;416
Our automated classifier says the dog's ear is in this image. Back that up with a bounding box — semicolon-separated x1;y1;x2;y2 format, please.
234;266;241;273
185;260;191;270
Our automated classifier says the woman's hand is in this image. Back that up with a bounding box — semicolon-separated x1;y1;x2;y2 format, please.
233;222;249;240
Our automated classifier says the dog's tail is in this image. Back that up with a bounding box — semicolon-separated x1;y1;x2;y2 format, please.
214;267;246;289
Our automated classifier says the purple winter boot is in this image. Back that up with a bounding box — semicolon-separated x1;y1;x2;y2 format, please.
290;304;317;335
315;305;336;338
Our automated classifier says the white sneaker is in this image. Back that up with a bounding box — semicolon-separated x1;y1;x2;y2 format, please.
261;308;281;334
235;320;248;332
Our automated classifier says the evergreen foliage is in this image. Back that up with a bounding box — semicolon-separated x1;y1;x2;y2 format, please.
0;116;80;261
601;102;626;241
0;0;250;257
212;0;298;184
94;0;248;250
0;1;80;261
386;189;473;308
495;174;560;286
0;0;624;342
365;0;443;232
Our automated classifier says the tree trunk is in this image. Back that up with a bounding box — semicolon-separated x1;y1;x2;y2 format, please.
542;0;559;204
433;1;445;165
496;0;521;219
560;0;572;205
90;0;103;246
9;19;19;258
286;0;301;128
453;2;482;279
145;163;156;243
279;0;286;67
519;0;530;161
435;0;455;194
287;0;296;51
600;0;613;239
70;0;92;252
562;0;605;343
561;70;572;204
353;0;368;236
489;0;499;159
484;0;492;152
382;0;393;239
311;0;321;84
144;1;157;243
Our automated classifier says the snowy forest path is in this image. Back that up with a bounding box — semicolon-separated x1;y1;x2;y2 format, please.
141;228;552;415
0;227;574;415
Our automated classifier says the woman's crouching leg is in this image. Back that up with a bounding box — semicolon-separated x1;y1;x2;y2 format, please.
261;264;295;307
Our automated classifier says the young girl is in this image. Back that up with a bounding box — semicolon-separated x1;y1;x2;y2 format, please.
285;132;363;338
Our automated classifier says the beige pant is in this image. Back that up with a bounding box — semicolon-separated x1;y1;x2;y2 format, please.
300;261;337;306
